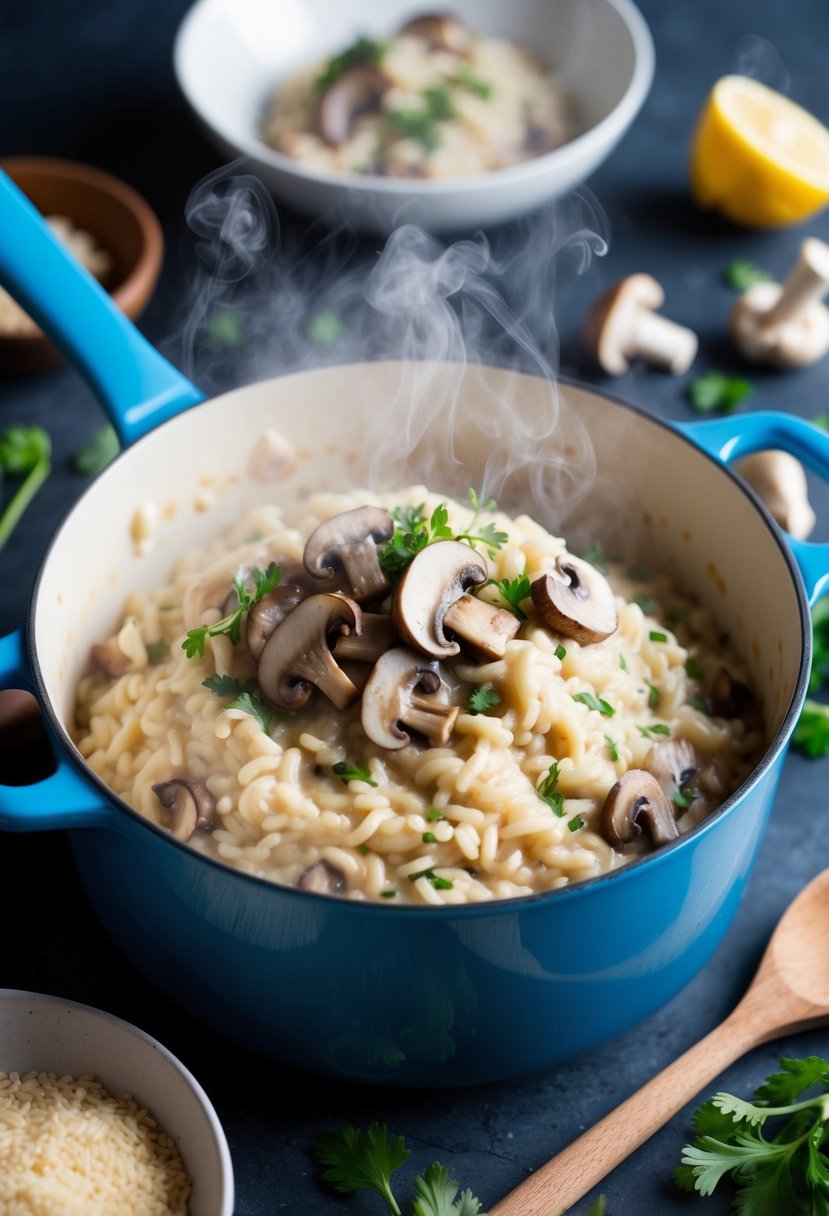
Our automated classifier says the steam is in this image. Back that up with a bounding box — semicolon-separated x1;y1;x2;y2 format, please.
170;162;610;532
734;35;790;94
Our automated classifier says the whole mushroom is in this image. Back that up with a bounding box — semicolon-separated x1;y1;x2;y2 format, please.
151;779;216;843
303;506;394;603
583;274;698;375
735;450;816;540
730;238;829;368
392;540;520;659
530;555;617;644
318;64;389;147
361;646;459;749
257;593;363;711
601;770;679;852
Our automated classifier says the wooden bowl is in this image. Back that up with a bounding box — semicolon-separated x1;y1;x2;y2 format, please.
0;156;164;375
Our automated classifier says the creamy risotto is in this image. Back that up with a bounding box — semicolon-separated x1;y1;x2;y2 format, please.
72;488;763;906
261;13;571;179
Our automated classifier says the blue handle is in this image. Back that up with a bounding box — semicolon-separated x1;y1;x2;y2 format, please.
0;630;115;831
0;169;204;446
680;411;829;606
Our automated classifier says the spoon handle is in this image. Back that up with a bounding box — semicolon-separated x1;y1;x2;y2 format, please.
489;1007;761;1216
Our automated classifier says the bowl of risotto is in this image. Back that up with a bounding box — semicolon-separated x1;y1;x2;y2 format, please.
173;0;655;232
2;169;829;1085
0;989;234;1215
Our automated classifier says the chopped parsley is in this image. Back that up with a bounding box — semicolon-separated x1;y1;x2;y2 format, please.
567;815;585;833
182;562;281;659
604;734;619;761
315;36;388;92
690;694;712;714
206;310;244;347
723;258;774;291
426;809;445;822
632;594;655;614
673;787;695;809
379;490;506;580
409;868;454;890
555;644;567;661
73;423;120;476
488;573;532;620
685;656;703;680
332;760;377;786
307;311;344;346
422;84;454;120
688;371;753;415
465;685;501;715
646;681;661;710
380;889;397;899
146;638;169;666
638;723;671;738
422;832;437;844
575;541;608;573
537;761;565;816
202;673;279;733
573;691;615;717
388;84;456;151
649;630;668;643
619;654;629;672
456;63;493;99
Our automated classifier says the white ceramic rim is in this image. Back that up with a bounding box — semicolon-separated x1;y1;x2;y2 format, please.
172;0;655;199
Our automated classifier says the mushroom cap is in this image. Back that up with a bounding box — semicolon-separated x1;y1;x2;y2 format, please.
582;274;665;375
735;450;816;540
151;779;216;842
318;63;389;147
601;769;678;852
392;540;487;658
361;646;453;749
530;555;617;645
397;12;470;53
92;636;131;678
246;584;305;660
257;593;362;711
303;505;394;602
730;283;829;367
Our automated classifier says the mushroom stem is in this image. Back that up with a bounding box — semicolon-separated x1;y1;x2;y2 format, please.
735;450;816;540
443;594;520;659
292;645;359;711
628;310;699;374
334;613;396;662
402;694;459;746
764;238;829;328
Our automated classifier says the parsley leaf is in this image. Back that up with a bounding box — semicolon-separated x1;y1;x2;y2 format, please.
0;425;52;552
555;644;567;661
182;562;281;659
646;681;661;710
793;699;829;758
73;423;120;476
315;36;388;92
412;1161;483;1216
202;674;278;733
567;814;585;833
488;574;532;620
537;760;565;816
379;491;506;580
307;310;344;346
673;787;695;809
575;541;608;573
146;638;169;666
466;685;501;715
409;868;453;890
315;1122;408;1215
688;372;753;415
685;656;704;680
573;691;615;717
632;594;655;614
604;734;619;761
206;310;244;347
388;84;456;151
455;489;508;556
638;723;671;738
456;63;493;99
723;259;774;292
332;760;377;786
649;630;668;643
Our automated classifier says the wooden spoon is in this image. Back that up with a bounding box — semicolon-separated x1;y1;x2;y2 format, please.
490;868;829;1216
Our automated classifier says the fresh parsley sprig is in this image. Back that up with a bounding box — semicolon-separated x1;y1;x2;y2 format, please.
537;760;565;816
487;574;531;620
202;673;280;733
723;259;774;292
182;562;281;659
688;372;752;415
455;488;508;556
332;760;377;786
73;422;120;477
466;685;501;715
676;1055;829;1212
0;425;52;552
379;490;506;581
315;35;388;92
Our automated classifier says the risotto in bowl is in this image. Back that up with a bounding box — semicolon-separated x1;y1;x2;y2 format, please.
2;362;823;1083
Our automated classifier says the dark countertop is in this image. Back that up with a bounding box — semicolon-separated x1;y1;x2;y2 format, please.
2;1;829;1212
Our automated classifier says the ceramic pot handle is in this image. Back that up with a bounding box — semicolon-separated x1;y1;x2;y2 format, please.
681;411;829;605
0;630;115;831
0;169;204;446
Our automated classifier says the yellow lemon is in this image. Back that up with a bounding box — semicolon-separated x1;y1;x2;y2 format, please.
690;75;829;227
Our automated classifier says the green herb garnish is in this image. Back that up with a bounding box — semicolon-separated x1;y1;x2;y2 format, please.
73;423;120;476
422;832;437;844
573;691;615;717
426;809;445;822
381;889;397;899
146;639;169;666
307;310;344;346
567;815;585;833
812;413;829;433
537;760;564;816
315;36;388;92
455;488;508;555
632;594;655;614
466;685;501;715
388;84;456;151
666;605;689;627
0;425;51;552
793;699;829;757
688;371;753;415
575;541;608;573
649;630;668;643
456;63;493;99
808;597;829;695
182;562;281;659
379;491;506;580
646;681;661;710
638;723;671;738
673;787;695;809
619;654;629;672
690;694;712;715
676;1055;829;1212
202;673;278;733
604;734;619;761
555;644;567;661
488;573;531;620
723;258;774;291
409;868;454;890
206;310;245;347
422;84;454;120
332;760;377;786
685;656;703;680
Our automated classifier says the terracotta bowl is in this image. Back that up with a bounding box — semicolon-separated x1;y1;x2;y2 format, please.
0;156;163;375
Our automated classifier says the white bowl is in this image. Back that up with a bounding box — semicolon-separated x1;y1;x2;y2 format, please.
0;990;234;1216
174;0;654;233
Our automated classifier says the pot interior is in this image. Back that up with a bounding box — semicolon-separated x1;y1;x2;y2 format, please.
35;363;802;763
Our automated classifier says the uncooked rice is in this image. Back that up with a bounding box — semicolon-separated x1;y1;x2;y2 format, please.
0;1070;190;1215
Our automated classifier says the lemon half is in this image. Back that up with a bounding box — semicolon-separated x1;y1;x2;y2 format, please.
690;75;829;228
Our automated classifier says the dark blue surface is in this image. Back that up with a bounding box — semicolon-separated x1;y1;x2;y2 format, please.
2;0;829;1211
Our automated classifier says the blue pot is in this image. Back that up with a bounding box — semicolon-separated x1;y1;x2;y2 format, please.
1;170;828;1085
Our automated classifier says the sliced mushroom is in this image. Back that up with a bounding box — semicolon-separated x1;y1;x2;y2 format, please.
318;64;389;147
246;584;305;660
601;770;679;852
303;506;394;603
361;646;459;749
151;779;216;843
710;666;754;718
334;612;397;662
392;540;519;659
530;555;617;644
398;12;470;53
257;593;362;711
645;739;699;801
298;859;347;895
92;637;131;678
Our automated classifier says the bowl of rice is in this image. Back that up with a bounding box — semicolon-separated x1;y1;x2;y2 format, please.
0;989;234;1216
173;0;655;232
0;158;163;375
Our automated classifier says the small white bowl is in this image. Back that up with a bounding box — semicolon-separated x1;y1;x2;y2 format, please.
0;990;234;1216
174;0;654;233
